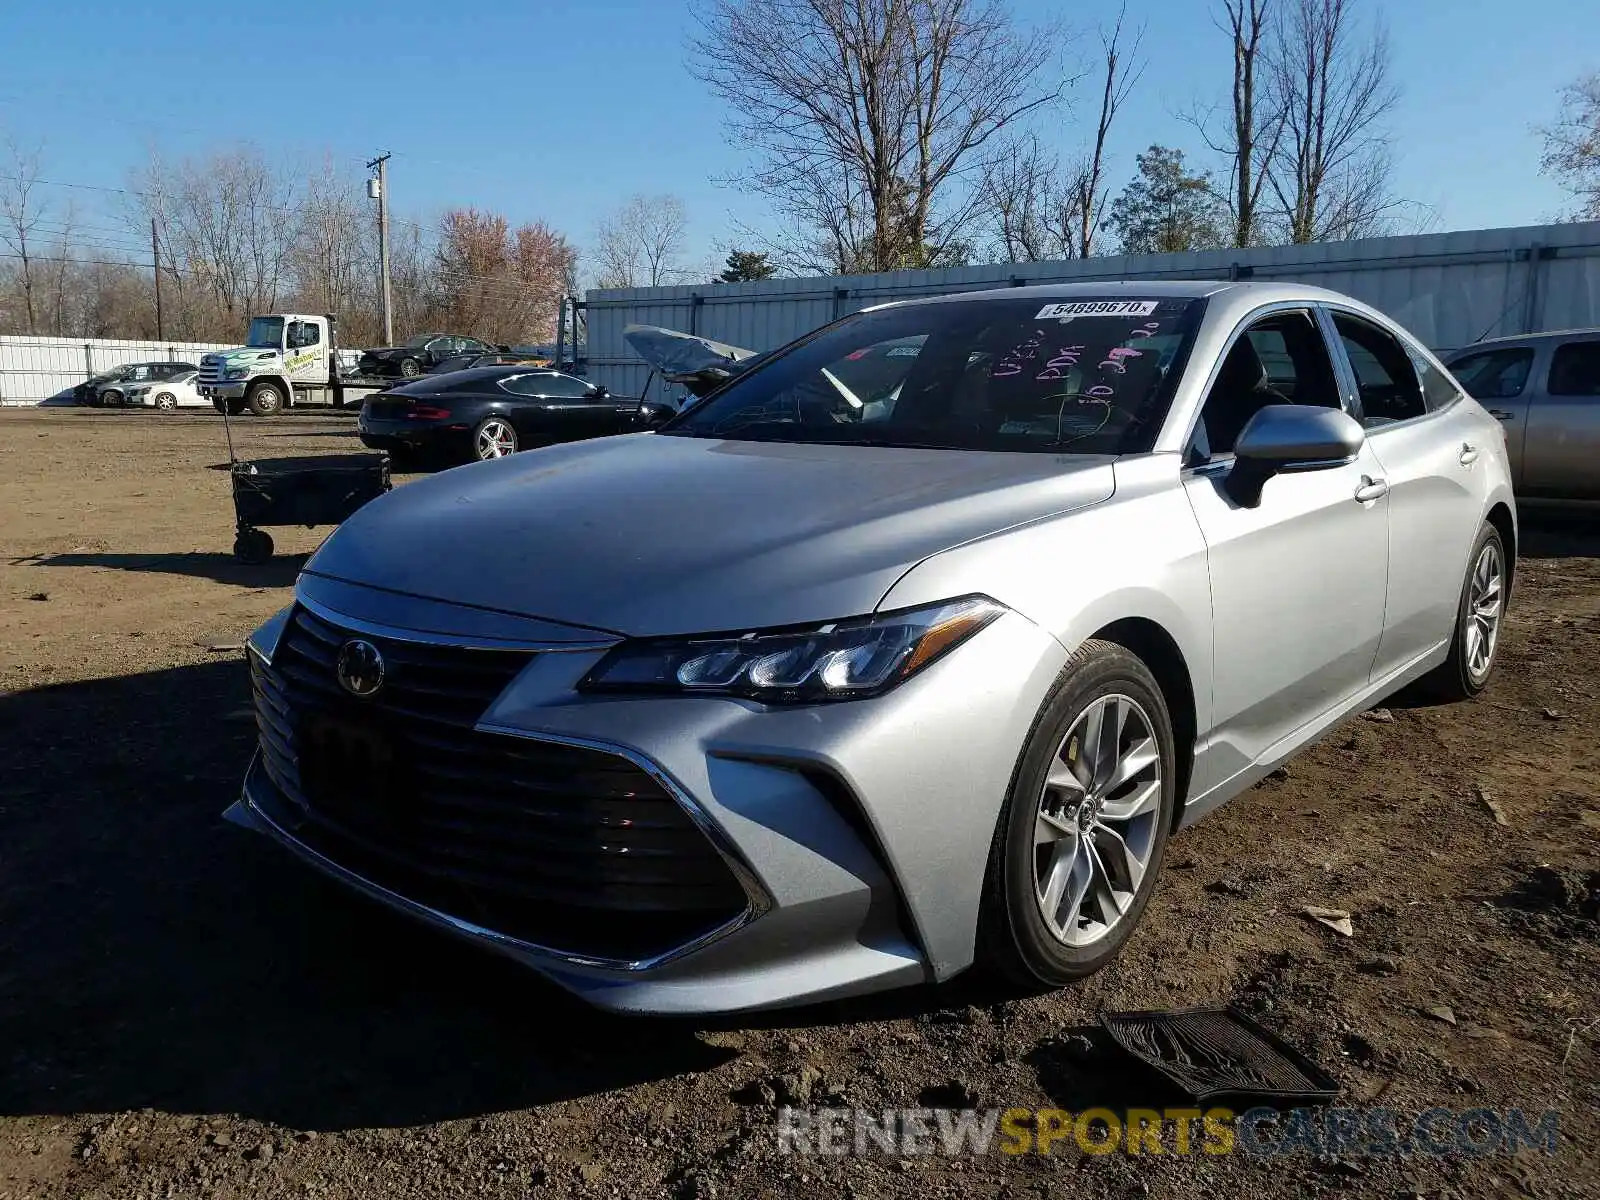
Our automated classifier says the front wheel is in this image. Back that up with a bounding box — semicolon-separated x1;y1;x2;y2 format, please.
980;639;1177;988
398;358;421;378
153;392;178;411
472;417;518;461
245;381;285;417
1419;523;1507;701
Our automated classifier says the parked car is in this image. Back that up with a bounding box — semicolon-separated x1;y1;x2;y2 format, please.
77;361;199;406
125;369;207;410
357;334;502;379
356;366;670;466
232;282;1515;1015
1444;329;1600;501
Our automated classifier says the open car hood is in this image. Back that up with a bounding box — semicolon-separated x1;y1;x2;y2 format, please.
623;324;772;397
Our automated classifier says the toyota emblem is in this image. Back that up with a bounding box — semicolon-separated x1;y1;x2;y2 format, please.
336;639;385;698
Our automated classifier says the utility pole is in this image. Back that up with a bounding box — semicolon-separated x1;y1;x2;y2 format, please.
366;152;394;345
150;217;164;341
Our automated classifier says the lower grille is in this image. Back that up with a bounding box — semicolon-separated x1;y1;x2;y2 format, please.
251;606;749;962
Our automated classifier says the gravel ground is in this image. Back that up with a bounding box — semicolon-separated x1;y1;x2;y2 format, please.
1;406;1597;1200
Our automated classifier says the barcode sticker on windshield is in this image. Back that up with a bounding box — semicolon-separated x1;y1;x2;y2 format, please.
1035;300;1160;321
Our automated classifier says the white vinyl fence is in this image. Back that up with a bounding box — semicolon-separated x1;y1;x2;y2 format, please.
584;221;1600;406
0;336;236;406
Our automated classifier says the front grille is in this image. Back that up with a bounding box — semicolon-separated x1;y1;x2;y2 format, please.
198;356;225;386
251;606;749;962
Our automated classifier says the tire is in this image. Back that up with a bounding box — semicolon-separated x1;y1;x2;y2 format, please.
1418;523;1507;701
472;417;518;461
233;529;274;564
245;381;285;417
398;358;421;378
101;390;123;408
979;639;1177;989
153;392;178;411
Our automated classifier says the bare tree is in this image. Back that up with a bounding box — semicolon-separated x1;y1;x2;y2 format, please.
0;138;48;333
1539;72;1600;221
295;159;368;321
690;0;1058;274
1073;6;1144;258
1266;0;1400;243
131;146;299;327
594;194;687;288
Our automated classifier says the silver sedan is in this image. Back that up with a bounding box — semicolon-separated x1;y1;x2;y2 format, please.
229;281;1516;1014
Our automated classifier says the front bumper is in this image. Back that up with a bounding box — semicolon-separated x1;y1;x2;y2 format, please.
229;591;1068;1013
201;381;249;400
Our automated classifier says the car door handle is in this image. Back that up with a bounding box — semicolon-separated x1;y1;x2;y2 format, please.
1459;443;1480;465
1486;409;1515;421
1354;475;1389;503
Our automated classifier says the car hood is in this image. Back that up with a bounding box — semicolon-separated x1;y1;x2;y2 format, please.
205;347;281;365
304;434;1115;638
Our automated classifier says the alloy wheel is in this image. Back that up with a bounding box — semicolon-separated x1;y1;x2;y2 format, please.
1033;693;1163;948
475;420;516;460
1465;541;1503;682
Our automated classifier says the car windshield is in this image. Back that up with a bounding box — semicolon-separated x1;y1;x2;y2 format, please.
402;334;434;349
246;317;284;349
660;296;1204;453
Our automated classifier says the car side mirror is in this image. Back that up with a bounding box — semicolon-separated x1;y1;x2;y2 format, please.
592;385;608;397
1224;404;1365;509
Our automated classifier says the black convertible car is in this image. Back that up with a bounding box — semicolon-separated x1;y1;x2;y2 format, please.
357;366;672;467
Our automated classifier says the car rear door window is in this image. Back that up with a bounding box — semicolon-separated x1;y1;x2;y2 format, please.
1549;342;1600;396
1331;313;1427;426
1446;348;1534;400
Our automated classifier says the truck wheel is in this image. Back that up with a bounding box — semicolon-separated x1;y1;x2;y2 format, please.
399;358;421;378
246;381;285;416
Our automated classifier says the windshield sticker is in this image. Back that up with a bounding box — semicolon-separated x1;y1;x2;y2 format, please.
1035;300;1160;322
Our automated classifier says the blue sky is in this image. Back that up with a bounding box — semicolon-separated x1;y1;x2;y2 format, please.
0;0;1591;283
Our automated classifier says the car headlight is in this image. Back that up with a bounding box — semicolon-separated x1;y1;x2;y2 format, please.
579;596;1005;703
224;367;249;380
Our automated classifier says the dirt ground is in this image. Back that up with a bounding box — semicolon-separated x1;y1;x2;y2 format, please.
1;405;1597;1200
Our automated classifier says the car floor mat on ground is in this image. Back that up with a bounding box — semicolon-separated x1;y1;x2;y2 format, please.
1099;1005;1339;1106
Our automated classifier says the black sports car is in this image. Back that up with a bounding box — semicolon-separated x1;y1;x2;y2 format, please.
357;333;502;379
357;366;672;467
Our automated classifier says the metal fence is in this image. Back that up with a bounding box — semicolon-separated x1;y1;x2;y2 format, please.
0;336;236;406
583;221;1600;405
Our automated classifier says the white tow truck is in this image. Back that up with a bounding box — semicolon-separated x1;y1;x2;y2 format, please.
198;313;374;416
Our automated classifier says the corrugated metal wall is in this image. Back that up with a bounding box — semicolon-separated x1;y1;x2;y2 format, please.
0;336;235;406
585;222;1600;405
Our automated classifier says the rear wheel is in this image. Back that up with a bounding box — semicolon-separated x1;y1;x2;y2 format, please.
101;390;123;407
472;417;518;461
980;640;1177;988
1419;523;1507;701
245;381;285;417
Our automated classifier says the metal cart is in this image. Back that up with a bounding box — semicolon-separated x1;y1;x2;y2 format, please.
222;403;391;564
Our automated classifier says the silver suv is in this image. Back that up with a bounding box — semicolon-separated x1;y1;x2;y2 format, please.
1446;330;1600;501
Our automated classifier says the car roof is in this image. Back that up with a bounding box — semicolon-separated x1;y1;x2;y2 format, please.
878;279;1374;312
1448;327;1600;352
401;365;564;386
